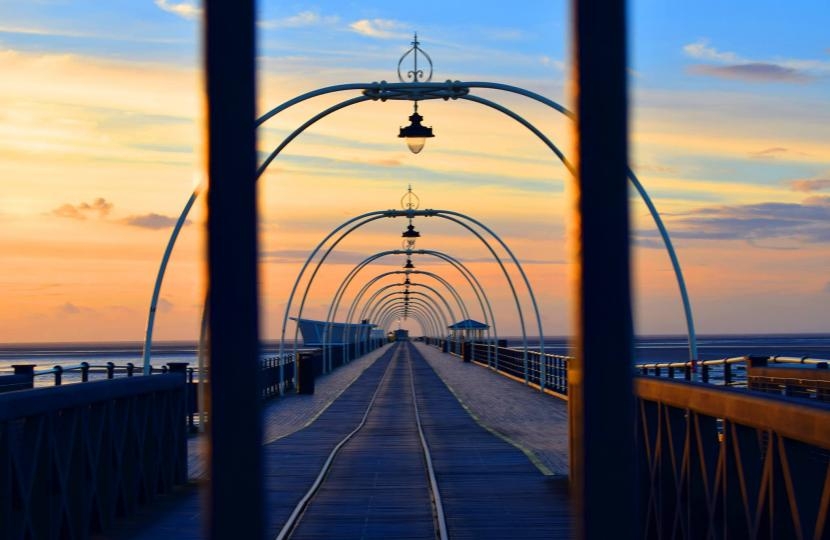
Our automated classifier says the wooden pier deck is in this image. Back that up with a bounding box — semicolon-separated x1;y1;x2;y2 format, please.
110;342;571;538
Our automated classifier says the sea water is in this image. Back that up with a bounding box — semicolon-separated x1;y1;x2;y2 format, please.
1;335;828;387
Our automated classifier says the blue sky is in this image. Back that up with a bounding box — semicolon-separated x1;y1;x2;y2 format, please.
0;1;828;342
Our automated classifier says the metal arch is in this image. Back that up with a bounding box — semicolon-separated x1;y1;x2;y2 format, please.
382;306;438;339
257;95;372;179
340;249;496;344
401;250;498;348
456;94;696;361
350;283;453;358
326;251;470;341
378;309;432;340
306;219;527;369
358;286;453;336
627;169;698;360
372;297;444;334
290;211;530;373
341;250;499;366
366;292;449;333
325;264;472;369
278;212;388;365
323;254;471;368
376;301;437;335
343;272;461;358
141;185;202;375
144;78;695;374
353;281;454;334
326;247;502;364
338;270;488;358
378;304;438;338
360;283;452;354
257;79;695;361
427;213;533;383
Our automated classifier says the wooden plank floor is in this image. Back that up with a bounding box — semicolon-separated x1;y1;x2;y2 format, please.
289;345;435;539
107;342;571;538
410;343;571;539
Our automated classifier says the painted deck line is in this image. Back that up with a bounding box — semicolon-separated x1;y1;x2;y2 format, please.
414;342;570;476
109;347;398;539
107;342;571;538
409;343;572;539
287;345;437;540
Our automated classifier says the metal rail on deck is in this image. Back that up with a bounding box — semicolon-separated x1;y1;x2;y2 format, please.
275;343;447;540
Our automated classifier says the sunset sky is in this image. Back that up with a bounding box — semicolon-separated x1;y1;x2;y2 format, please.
1;1;828;343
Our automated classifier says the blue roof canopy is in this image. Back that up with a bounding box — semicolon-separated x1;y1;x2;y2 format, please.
447;319;489;330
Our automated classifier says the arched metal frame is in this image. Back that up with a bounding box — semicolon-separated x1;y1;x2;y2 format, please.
344;253;496;339
372;296;444;337
292;214;534;377
335;251;496;360
341;267;495;367
142;79;697;375
324;265;471;372
378;306;434;339
359;286;453;340
357;283;455;334
338;252;497;367
344;272;458;359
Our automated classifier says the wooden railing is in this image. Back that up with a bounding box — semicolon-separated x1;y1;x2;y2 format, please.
0;372;188;539
637;355;830;403
636;376;830;538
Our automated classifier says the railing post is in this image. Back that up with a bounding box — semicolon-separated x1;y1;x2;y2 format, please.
701;364;710;383
106;361;115;379
723;362;732;386
81;361;90;382
11;364;35;390
54;365;63;386
126;362;135;377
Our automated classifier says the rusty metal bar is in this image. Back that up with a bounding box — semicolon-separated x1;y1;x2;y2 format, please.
569;0;636;538
204;0;264;537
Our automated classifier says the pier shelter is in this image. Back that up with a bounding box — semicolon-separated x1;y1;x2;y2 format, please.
447;318;489;342
291;317;377;347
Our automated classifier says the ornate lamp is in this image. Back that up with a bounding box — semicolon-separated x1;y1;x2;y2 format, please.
397;34;435;154
398;102;434;154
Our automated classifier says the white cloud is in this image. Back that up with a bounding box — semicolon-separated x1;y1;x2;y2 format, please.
349;19;408;40
683;39;742;63
154;0;201;21
540;55;565;72
683;39;830;82
259;11;339;30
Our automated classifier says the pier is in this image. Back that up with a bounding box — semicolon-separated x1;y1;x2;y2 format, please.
2;0;829;538
101;341;571;539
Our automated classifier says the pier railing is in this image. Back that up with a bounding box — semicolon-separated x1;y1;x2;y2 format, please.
467;342;570;397
0;371;188;538
637;355;830;402
636;376;830;538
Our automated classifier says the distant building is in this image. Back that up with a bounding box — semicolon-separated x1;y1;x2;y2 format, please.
290;317;376;346
447;319;489;342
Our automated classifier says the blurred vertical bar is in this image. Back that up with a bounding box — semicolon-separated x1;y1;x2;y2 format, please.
569;0;636;539
204;0;264;538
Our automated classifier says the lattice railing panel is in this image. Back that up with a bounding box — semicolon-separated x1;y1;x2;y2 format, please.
0;375;187;539
637;377;830;539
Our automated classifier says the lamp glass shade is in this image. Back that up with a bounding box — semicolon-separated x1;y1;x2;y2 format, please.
406;137;426;154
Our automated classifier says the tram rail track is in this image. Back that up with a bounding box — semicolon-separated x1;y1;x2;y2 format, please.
275;342;449;540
